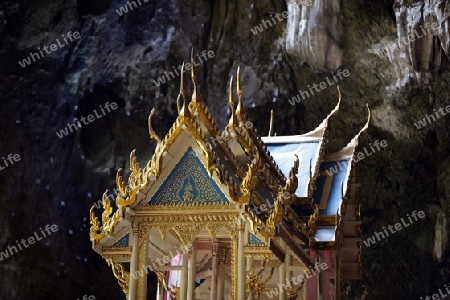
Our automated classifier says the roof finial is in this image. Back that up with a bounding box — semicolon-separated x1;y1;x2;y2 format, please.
328;85;341;116
345;103;371;148
236;66;246;122
148;108;162;145
191;49;199;104
176;62;188;114
178;63;190;117
228;76;237;128
359;103;371;135
268;110;274;136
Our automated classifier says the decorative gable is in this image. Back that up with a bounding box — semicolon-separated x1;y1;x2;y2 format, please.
148;147;230;205
248;232;265;245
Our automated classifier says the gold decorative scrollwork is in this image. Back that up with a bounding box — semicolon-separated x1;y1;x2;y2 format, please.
247;258;267;292
89;191;122;244
101;190;113;224
114;106;191;209
263;155;300;240
148;108;162;145
264;196;283;241
301;205;319;238
239;152;265;204
156;271;179;300
285;155;299;194
246;258;279;299
287;282;304;300
246;205;271;239
106;258;129;296
205;148;238;202
89;205;104;244
172;223;204;247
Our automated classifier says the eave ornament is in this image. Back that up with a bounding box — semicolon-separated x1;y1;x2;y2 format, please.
301;204;319;238
263;155;300;240
106;258;130;296
246;258;279;299
156;271;179;299
90;191;121;244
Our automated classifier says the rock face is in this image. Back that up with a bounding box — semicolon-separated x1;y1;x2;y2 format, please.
0;0;449;299
433;212;447;261
286;0;343;72
369;0;450;88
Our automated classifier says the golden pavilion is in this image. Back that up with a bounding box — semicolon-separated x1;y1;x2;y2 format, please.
90;61;369;300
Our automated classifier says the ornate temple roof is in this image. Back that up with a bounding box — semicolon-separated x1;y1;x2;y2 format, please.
89;57;370;271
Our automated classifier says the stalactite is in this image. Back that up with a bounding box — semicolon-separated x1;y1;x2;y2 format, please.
375;0;450;87
285;0;343;72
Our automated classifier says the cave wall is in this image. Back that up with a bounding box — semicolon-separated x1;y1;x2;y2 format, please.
0;0;449;299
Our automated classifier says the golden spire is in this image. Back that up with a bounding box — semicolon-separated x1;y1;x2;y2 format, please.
268;110;274;136
191;49;200;105
228;76;238;129
177;62;190;117
176;62;187;114
228;76;234;108
235;66;246;122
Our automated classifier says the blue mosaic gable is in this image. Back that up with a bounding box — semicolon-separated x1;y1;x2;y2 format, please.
248;232;265;245
148;148;229;205
113;233;129;247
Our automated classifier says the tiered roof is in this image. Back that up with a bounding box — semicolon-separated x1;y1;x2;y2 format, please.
90;55;369;274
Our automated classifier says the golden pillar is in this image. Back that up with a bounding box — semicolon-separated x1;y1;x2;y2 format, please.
210;239;219;300
187;240;197;300
137;229;148;300
246;256;255;300
128;222;139;300
279;255;287;300
217;248;226;300
180;252;189;300
237;220;246;300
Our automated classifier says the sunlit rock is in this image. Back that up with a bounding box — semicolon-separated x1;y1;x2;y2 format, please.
285;0;343;72
433;212;447;262
375;0;450;87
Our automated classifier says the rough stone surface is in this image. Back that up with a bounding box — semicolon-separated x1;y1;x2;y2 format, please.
0;0;449;299
286;0;343;72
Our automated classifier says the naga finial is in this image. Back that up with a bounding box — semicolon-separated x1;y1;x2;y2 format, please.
362;103;371;133
285;154;299;194
236;66;247;122
228;76;238;129
176;61;186;113
268;110;274;136
177;62;190;117
191;49;199;104
148;108;162;145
